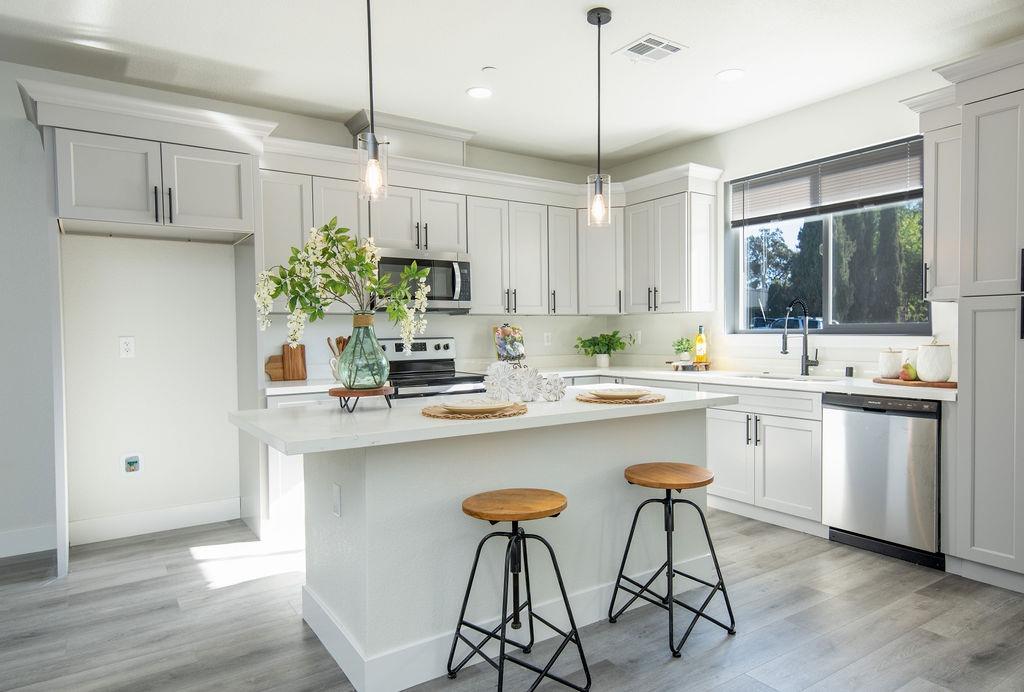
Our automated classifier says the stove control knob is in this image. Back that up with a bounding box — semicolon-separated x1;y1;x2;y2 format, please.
434;343;442;350
443;343;450;350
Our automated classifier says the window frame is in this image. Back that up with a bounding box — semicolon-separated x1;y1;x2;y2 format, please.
731;189;931;337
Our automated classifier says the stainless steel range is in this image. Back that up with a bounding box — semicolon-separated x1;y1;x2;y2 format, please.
379;337;486;399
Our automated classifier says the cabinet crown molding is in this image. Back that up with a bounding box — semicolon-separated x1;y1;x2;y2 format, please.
344;109;476;143
935;36;1024;84
901;86;958;114
620;163;724;193
18;79;278;154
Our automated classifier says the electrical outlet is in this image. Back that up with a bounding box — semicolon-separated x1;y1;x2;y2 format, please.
121;454;141;475
118;336;135;358
332;483;342;517
633;330;642;346
543;332;552;346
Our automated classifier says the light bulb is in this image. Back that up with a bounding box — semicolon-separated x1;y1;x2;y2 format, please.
365;157;383;197
590;192;607;223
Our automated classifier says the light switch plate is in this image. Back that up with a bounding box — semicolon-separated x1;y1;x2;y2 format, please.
332;483;342;517
543;332;552;346
118;336;136;358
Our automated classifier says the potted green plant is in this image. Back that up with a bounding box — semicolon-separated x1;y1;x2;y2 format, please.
575;331;633;368
672;337;695;363
255;217;430;389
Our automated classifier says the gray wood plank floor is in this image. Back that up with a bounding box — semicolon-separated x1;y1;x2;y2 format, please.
2;512;1022;691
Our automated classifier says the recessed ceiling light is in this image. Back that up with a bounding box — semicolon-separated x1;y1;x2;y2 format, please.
716;68;745;82
466;86;493;99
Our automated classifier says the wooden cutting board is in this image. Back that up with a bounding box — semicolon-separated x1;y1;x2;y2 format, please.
872;377;957;389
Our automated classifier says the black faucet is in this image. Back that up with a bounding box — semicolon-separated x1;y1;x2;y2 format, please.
781;299;820;376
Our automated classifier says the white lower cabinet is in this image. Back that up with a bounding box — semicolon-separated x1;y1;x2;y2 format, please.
706;407;822;522
753;414;822;521
955;295;1024;573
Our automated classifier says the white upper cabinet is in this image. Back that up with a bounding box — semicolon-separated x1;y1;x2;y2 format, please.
313;177;364;237
961;90;1024;297
625;201;655;313
420;190;467;253
956;295;1024;573
508;201;549;315
161;143;254;232
467;196;510;315
260;170;312;273
653;193;687;313
687;192;716;311
370;185;421;250
923;125;962;302
547;207;578;314
370;187;467;253
578;207;624;314
56;130;162;225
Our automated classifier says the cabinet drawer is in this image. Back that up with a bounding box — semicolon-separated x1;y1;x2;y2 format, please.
697;384;821;420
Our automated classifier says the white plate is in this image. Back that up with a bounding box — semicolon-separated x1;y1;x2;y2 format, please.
588;388;650;400
440;399;515;414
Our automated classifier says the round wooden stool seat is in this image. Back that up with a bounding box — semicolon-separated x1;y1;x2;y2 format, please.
462;488;567;522
625;462;714;490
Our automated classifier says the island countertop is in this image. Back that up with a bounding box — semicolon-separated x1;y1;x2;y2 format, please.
230;385;739;455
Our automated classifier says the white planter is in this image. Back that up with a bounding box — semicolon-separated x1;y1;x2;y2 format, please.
595;354;610;368
917;343;952;382
878;351;902;379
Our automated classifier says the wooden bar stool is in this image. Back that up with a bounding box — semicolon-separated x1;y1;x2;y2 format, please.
447;488;591;691
607;463;736;657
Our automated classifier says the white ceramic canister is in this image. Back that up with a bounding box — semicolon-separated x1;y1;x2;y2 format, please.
901;348;918;369
917;339;952;382
878;349;902;379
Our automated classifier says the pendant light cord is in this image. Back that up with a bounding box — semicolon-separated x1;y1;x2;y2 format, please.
596;19;601;176
366;0;375;133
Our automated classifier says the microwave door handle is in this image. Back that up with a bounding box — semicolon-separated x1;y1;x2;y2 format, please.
452;262;461;301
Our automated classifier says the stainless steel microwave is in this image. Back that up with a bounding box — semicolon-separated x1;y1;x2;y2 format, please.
377;249;471;313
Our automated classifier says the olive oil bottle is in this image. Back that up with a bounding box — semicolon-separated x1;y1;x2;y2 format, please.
694;325;708;364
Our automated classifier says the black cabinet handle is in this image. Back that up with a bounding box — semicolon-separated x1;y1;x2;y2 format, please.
167;188;173;223
754;416;761;446
618;289;622;313
923;262;930;297
1020;297;1024;340
424;222;429;250
550;290;556;313
505;288;510;313
513;288;518;313
647;287;652;311
154;186;159;223
1019;248;1023;292
745;415;752;445
415;222;420;249
653;286;659;311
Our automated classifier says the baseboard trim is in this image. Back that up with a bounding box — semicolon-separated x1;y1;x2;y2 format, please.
69;497;240;545
304;554;714;692
708;496;829;538
0;523;56;558
946;555;1024;594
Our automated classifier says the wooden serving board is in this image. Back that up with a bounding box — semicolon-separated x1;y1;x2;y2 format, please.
872;377;957;389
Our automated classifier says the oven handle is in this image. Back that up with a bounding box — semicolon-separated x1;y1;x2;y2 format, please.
452;261;461;301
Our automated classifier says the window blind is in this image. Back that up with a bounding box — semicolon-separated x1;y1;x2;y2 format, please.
730;137;922;227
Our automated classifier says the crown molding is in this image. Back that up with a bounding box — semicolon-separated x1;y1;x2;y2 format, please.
389;152;586;197
263;136;360;163
620;162;723;192
935;36;1024;84
18;79;278;153
900;86;957;113
344;110;476;143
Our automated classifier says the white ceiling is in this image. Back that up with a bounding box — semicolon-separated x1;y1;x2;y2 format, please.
2;0;1023;166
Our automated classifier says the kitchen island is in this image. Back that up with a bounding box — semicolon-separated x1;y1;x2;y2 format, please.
229;385;738;692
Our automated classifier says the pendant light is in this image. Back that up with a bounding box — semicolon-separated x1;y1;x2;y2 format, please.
358;0;388;201
586;7;611;226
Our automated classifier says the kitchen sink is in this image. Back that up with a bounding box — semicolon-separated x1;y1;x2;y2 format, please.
733;374;842;383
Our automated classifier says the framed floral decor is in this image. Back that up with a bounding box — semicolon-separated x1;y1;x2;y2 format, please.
493;324;526;362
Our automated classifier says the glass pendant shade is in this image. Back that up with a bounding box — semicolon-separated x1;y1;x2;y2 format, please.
358;131;389;201
587;173;611;227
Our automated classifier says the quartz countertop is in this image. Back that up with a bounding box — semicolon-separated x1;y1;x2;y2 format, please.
264;366;957;402
232;385;739;455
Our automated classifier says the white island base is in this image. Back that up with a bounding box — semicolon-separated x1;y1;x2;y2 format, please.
230;387;738;691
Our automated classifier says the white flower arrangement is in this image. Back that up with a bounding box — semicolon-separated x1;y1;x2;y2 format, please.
484;362;567;403
255;218;430;350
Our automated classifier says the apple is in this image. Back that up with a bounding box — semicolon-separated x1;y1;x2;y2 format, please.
899;363;918;381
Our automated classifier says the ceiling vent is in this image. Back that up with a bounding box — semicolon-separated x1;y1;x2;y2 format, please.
615;34;687;63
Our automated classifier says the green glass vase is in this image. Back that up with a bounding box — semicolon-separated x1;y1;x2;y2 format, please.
336;311;390;389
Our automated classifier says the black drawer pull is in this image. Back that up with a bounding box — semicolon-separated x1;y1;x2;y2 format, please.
154;186;159;222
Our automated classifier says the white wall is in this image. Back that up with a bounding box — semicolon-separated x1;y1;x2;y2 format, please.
609;68;959;378
61;235;239;544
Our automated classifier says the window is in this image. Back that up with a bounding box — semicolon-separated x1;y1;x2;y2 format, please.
731;138;929;334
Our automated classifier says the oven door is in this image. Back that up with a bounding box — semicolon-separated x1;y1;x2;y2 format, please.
377;250;470;311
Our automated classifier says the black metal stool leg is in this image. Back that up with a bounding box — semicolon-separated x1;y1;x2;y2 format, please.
664;491;681;657
520;531;536;654
497;528;520;692
608;497;663;623
674;499;736;634
446;530;509;678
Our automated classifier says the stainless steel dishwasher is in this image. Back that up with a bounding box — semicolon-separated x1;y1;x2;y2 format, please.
821;393;943;568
